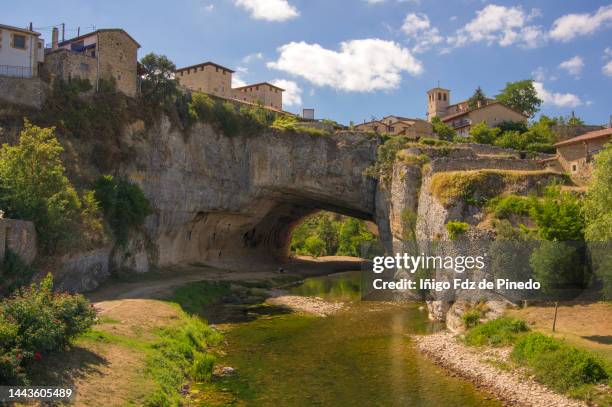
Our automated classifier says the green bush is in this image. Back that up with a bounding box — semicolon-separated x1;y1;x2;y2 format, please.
446;221;470;240
461;309;482;328
0;250;35;296
0;274;97;384
488;195;532;219
530;186;584;241
511;333;608;392
464;317;528;347
94;175;152;245
469;121;500;145
303;235;327;257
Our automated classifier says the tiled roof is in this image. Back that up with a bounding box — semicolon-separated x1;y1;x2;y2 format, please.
553;128;612;147
58;28;140;48
175;61;234;73
440;101;529;122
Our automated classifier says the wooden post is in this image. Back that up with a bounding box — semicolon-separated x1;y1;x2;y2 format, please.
552;302;558;332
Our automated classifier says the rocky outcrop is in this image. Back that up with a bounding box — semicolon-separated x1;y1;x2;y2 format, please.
118;120;379;271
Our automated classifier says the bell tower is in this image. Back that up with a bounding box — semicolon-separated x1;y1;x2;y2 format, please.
427;87;450;121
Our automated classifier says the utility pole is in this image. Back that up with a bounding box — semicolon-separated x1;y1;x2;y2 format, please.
61;23;65;42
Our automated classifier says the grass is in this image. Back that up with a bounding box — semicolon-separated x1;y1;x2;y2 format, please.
430;170;566;207
463;317;528;347
463;316;612;405
445;221;470;240
170;280;232;315
486;194;533;219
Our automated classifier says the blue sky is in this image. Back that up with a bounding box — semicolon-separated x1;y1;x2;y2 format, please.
5;0;612;125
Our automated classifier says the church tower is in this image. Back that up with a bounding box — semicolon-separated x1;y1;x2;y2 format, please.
427;87;450;121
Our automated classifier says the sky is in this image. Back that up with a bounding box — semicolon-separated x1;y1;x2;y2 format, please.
5;0;612;125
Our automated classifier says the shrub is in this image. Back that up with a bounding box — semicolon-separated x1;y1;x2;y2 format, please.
529;241;584;297
0;274;97;384
470;121;500;145
303;235;327;257
461;309;482;328
445;221;470;240
364;136;412;182
94;175;152;245
464;317;528;347
0;250;35;296
431;117;456;141
530;186;584;241
511;333;608;392
488;195;532;219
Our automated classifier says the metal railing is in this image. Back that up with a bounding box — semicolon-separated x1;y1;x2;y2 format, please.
0;65;33;78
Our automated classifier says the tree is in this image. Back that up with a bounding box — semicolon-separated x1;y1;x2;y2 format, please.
495;80;542;117
467;86;487;110
529;186;584;242
140;53;179;106
530;241;584;299
304;235;327;257
583;143;612;299
0;122;83;252
469;121;500;144
431;116;457;141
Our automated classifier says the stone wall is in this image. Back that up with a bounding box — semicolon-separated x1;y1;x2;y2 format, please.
97;30;139;97
0;76;46;108
44;49;98;86
0;218;37;264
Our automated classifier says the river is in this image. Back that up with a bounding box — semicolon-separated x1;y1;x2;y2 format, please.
198;270;501;406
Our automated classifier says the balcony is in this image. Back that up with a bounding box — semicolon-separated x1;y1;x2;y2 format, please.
0;65;33;78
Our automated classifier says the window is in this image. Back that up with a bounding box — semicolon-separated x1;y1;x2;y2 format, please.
571;164;577;172
443;93;447;101
12;34;26;49
437;93;441;100
389;127;395;132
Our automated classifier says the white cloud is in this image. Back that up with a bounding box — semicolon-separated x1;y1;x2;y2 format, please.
365;0;385;3
549;4;612;42
533;82;582;108
242;52;264;63
531;66;549;82
401;13;443;53
235;0;299;22
605;47;612;59
558;56;584;77
203;4;214;12
447;5;544;49
271;79;302;106
603;60;612;77
232;74;247;88
267;39;423;92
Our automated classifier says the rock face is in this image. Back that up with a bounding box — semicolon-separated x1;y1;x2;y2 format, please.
118;119;379;270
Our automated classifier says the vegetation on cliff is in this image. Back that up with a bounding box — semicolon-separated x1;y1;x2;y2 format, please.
0;122;107;254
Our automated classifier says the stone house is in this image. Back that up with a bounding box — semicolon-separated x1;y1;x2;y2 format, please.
0;23;44;77
427;87;528;137
553;127;611;177
232;82;284;110
355;115;433;138
44;28;140;96
175;61;284;110
175;61;234;99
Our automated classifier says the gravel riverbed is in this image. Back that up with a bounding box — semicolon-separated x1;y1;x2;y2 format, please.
413;331;586;407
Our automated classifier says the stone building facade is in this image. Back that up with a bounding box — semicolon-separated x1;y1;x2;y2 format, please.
355;115;434;138
426;87;528;137
554;128;611;178
232;82;284;110
175;62;234;99
45;29;140;96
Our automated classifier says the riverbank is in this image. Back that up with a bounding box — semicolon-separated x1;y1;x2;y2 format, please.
413;331;586;407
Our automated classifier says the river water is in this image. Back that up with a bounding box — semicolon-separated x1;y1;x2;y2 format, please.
204;271;501;406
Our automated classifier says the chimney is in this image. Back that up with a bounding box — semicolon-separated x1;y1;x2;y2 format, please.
29;22;33;31
51;27;59;49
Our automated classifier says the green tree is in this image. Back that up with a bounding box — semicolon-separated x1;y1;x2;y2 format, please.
431;116;457;141
469;121;500;144
530;241;583;298
304;235;327;257
584;143;612;241
140;53;179;107
467;86;487;110
0;122;83;252
495;80;542;117
583;143;612;298
529;186;584;241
